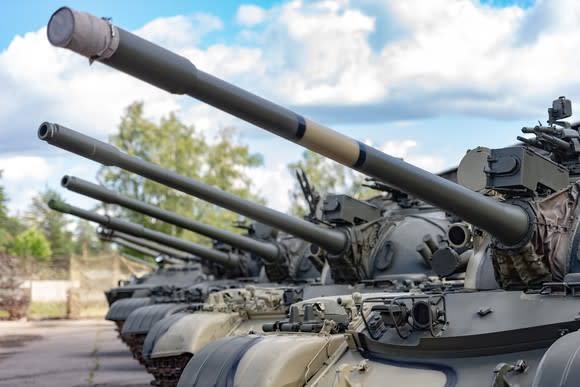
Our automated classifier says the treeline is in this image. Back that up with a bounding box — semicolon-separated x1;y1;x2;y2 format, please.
0;184;107;263
1;102;370;263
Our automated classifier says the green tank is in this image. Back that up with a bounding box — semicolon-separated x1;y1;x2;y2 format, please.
51;7;580;387
47;198;255;335
40;123;462;284
61;175;317;282
48;198;250;268
40;9;480;386
45;8;580;386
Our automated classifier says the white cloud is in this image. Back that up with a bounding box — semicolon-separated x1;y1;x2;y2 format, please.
250;164;293;211
0;156;51;182
4;0;580;214
0;26;182;156
135;13;223;49
236;5;267;26
208;0;580;119
0;155;100;215
381;139;445;172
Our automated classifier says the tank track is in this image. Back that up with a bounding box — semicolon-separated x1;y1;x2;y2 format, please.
114;320;124;333
146;353;193;387
113;321;131;347
125;333;147;365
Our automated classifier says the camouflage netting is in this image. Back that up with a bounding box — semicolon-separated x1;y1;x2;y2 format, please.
0;253;30;319
493;182;580;288
69;254;151;318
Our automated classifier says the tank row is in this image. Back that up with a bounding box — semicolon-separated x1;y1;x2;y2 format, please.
35;6;580;387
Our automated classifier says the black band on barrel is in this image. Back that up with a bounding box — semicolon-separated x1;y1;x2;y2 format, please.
354;142;367;168
295;115;306;140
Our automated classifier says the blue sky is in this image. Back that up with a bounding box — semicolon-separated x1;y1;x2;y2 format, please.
0;0;283;49
2;0;576;216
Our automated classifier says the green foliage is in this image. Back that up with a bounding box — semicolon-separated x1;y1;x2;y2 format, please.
287;150;372;217
98;102;264;245
0;217;26;254
0;173;9;251
25;188;74;259
0;170;8;223
0;172;26;253
9;227;52;261
28;301;67;319
74;219;110;257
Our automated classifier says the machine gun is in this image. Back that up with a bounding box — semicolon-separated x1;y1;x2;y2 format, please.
517;96;580;180
295;168;321;222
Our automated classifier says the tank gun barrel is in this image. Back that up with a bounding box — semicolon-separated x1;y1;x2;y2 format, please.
47;198;241;268
97;227;200;262
100;233;160;258
99;235;163;267
45;7;530;245
62;175;281;261
118;252;157;269
38;123;348;253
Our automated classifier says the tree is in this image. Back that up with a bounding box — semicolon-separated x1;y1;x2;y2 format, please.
74;219;110;257
0;170;7;222
9;227;52;262
0;172;25;253
286;150;373;217
98;102;264;244
25;188;74;259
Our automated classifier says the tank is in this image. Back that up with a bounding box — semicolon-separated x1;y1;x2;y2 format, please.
40;123;461;284
44;9;580;386
97;226;209;305
60;176;327;367
39;120;474;383
47;198;256;348
61;174;317;282
40;122;475;382
47;198;249;274
39;10;481;385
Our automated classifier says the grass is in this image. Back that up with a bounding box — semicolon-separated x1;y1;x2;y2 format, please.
28;301;67;319
2;301;108;320
79;305;108;319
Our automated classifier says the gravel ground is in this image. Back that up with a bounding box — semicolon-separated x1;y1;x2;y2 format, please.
0;319;153;387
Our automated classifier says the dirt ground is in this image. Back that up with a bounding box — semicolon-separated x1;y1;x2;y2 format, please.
0;319;153;387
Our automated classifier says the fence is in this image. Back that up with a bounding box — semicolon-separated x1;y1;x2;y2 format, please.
69;253;151;318
1;254;151;319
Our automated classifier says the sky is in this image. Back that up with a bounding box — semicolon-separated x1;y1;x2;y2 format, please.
0;0;577;218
